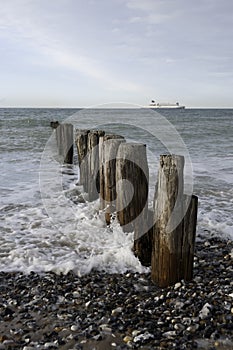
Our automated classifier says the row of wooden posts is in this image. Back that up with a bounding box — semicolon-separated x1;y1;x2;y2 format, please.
55;123;198;288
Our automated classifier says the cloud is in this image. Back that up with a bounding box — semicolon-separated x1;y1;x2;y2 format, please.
208;71;233;78
165;58;175;64
128;16;143;23
125;0;180;23
126;0;157;12
0;0;142;93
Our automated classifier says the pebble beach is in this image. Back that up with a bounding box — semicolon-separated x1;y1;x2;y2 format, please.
0;235;232;350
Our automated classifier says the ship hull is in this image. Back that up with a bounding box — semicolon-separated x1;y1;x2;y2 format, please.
142;105;185;109
144;105;185;109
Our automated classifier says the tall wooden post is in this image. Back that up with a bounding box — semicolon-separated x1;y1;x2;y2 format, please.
151;154;184;287
56;123;73;164
87;130;105;201
182;194;198;281
116;143;149;236
75;129;90;191
99;134;125;224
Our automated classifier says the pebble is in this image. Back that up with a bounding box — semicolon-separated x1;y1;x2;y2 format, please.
72;291;80;298
174;301;184;309
174;282;182;290
132;330;141;337
182;317;192;325
193;276;202;283
186;324;199;333
85;300;91;308
133;332;154;343
99;324;112;333
123;336;133;343
174;323;185;332
162;331;177;338
111;307;123;315
44;342;58;348
199;302;212;319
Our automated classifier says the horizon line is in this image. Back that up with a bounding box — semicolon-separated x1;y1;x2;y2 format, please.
0;105;233;109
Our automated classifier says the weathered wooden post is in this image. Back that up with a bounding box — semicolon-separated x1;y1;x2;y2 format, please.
99;134;125;224
181;194;198;281
134;209;153;267
75;129;90;191
87;130;105;201
116;143;149;241
151;154;184;287
56;123;73;164
99;134;105;209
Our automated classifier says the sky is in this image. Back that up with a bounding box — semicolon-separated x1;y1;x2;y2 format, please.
0;0;232;108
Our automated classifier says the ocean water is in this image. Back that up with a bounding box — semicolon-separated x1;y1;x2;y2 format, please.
0;107;232;275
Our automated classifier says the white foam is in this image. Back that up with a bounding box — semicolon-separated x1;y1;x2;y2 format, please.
1;108;233;275
0;192;149;275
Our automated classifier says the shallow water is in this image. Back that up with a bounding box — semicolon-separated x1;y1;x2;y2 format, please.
0;107;232;274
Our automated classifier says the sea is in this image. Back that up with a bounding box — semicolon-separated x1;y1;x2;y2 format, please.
0;106;232;275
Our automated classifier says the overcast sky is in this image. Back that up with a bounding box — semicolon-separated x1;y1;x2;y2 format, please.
0;0;232;107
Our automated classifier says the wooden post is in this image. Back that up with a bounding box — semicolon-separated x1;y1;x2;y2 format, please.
56;123;73;164
99;134;125;224
99;134;105;209
181;194;198;281
87;130;105;201
75;129;90;191
134;209;153;267
50;121;60;129
151;154;184;287
116;143;149;236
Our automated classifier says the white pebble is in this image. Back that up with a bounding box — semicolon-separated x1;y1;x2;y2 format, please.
85;300;91;308
194;276;202;283
73;291;80;298
111;307;123;315
174;323;185;331
174;282;181;290
199;303;212;319
162;331;176;338
44;343;58;349
132;330;141;337
134;332;154;342
186;324;199;332
99;324;112;332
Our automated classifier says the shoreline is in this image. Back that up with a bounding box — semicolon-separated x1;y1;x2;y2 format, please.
0;236;232;350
